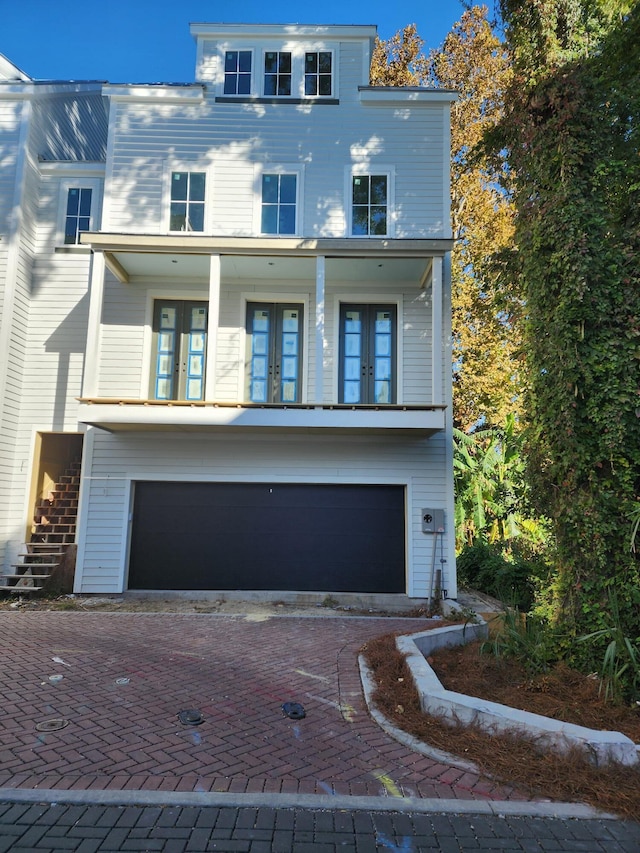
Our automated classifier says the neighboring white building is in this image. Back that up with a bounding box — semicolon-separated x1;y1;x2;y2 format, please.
0;24;457;601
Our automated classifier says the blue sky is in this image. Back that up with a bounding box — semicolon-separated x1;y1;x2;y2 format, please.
1;0;494;83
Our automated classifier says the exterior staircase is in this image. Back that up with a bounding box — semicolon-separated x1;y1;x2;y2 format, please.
0;459;80;593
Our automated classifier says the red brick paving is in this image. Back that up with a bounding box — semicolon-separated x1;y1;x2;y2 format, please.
0;612;530;801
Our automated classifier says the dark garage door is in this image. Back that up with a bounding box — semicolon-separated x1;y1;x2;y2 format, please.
128;482;405;592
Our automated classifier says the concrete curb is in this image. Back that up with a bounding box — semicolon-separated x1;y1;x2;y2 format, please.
358;654;481;775
399;626;639;767
0;787;617;819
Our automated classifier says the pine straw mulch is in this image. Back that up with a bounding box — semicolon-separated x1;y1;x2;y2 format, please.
362;631;640;820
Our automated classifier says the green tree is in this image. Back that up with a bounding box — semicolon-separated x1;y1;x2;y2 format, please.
496;0;640;642
453;415;547;551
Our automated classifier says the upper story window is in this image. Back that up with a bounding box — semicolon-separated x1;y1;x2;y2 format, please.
64;187;92;244
170;171;206;232
352;175;388;236
261;173;297;235
224;50;252;94
264;51;292;96
305;51;332;96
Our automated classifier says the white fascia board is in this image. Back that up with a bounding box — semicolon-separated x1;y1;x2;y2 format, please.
77;403;445;433
102;84;205;103
190;23;377;40
0;83;35;99
359;87;458;104
38;161;105;176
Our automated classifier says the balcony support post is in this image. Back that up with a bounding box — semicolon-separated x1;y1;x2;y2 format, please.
205;254;221;400
83;250;106;398
431;255;443;406
315;255;326;404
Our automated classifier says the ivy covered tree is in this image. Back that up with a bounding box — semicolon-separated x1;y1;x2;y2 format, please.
496;0;640;641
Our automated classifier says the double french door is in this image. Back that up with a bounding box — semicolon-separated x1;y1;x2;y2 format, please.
246;303;303;403
339;304;396;404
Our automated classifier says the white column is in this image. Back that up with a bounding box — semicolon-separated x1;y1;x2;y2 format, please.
431;255;443;406
315;256;326;404
82;251;105;398
205;254;221;400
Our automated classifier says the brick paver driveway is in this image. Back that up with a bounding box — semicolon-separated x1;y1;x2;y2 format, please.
0;612;527;802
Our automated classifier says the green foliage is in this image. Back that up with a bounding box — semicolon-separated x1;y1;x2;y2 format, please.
496;1;640;642
453;415;550;552
457;541;547;611
481;608;562;674
577;592;640;703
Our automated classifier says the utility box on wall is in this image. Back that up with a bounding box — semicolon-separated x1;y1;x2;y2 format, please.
421;508;445;534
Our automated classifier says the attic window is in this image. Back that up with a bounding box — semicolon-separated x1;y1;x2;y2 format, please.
264;51;291;96
224;51;251;95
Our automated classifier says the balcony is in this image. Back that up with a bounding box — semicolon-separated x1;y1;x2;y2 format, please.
77;399;446;435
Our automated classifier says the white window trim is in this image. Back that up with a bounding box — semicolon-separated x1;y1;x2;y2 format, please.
163;161;212;235
239;291;310;403
345;166;395;238
55;178;103;247
331;293;403;405
220;47;255;96
258;44;338;99
302;48;336;99
253;164;304;236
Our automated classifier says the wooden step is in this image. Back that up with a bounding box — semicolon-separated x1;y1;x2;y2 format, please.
3;573;52;580
0;584;44;592
11;562;60;569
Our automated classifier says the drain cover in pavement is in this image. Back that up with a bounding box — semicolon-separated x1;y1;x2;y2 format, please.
178;709;204;726
282;702;306;720
36;719;69;732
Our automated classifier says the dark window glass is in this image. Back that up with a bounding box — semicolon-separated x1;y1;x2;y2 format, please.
170;172;206;232
261;174;296;235
264;51;291;97
339;305;396;404
171;172;188;201
64;187;92;244
224;50;252;95
305;51;332;97
351;175;387;236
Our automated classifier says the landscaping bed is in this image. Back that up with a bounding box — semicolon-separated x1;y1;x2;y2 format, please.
363;631;640;819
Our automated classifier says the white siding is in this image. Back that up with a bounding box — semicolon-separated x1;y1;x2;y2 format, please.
0;100;22;233
95;276;434;405
104;69;448;239
76;429;453;597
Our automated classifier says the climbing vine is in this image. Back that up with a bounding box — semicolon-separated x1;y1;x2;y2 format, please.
497;1;640;647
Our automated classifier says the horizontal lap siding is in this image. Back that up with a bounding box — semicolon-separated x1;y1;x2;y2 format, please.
0;101;22;232
105;49;448;238
98;278;430;405
77;430;452;596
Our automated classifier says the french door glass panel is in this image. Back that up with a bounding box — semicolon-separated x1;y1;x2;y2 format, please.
247;303;303;403
339;304;396;404
152;301;207;401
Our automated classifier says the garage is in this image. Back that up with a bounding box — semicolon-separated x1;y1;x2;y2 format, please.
127;481;406;592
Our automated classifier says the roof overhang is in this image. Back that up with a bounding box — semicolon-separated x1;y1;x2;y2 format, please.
81;232;452;284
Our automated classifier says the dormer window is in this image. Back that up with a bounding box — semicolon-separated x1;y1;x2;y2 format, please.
305;52;332;96
224;50;252;95
264;51;292;96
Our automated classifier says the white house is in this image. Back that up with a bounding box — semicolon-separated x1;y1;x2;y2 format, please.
0;24;457;602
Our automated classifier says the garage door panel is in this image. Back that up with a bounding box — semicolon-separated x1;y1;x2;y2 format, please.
128;482;405;593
